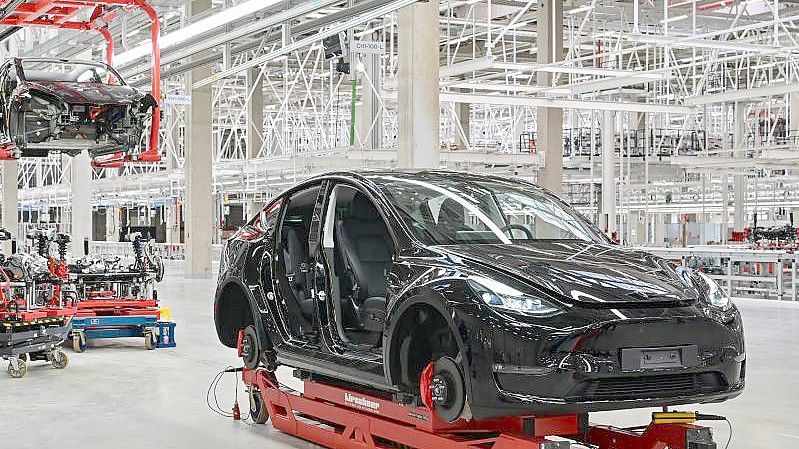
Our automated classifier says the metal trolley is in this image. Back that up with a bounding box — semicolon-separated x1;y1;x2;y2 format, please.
1;314;72;378
0;229;76;378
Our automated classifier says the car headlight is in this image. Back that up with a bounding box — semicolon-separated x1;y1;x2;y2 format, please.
696;271;731;311
468;276;561;316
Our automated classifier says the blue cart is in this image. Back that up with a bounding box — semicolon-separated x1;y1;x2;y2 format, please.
70;315;176;352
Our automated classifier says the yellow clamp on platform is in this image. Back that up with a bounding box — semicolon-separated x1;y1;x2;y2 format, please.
651;411;698;424
158;308;171;322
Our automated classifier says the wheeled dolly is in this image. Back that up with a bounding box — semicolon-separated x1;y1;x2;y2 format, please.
70;314;176;352
1;318;72;378
241;367;723;449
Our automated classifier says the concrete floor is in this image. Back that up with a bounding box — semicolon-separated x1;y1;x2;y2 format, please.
3;262;798;448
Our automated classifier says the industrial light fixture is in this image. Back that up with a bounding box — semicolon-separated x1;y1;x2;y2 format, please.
115;0;282;66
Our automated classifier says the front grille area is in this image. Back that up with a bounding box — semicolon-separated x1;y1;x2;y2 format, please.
572;372;727;400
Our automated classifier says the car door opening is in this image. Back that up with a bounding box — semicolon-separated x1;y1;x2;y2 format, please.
276;185;321;337
324;185;393;347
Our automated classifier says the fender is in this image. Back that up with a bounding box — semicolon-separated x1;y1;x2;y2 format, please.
215;277;271;350
383;289;474;402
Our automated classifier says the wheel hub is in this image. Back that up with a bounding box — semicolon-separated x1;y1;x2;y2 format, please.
431;374;451;406
241;335;253;360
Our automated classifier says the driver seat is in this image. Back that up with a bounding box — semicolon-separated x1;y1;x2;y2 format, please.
335;193;392;333
437;198;466;230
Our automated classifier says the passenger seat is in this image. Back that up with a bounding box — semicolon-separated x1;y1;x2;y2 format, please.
336;193;393;332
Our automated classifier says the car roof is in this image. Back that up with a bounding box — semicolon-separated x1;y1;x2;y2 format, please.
308;169;548;194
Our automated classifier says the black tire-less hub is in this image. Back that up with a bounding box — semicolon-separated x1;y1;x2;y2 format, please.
431;374;451;405
242;325;260;369
431;357;466;422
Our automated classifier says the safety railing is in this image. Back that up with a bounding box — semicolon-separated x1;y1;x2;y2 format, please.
638;246;798;301
89;242;223;261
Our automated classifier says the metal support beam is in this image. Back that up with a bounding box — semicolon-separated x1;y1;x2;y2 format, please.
397;0;439;168
441;93;694;115
192;0;419;89
686;82;799;106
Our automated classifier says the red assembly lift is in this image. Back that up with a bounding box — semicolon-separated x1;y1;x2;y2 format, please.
242;367;722;449
0;0;161;166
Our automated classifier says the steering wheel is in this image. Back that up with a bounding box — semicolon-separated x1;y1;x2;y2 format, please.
500;224;533;239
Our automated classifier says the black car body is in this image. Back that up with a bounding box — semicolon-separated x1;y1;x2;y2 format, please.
0;58;157;158
214;171;745;421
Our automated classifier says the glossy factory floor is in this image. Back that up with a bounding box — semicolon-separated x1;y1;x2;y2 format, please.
3;262;798;448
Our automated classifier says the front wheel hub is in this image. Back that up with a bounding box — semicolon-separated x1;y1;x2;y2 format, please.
431;375;451;405
421;357;466;423
241;335;253;360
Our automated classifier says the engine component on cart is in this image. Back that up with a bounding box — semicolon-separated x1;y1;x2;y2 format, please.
0;228;75;378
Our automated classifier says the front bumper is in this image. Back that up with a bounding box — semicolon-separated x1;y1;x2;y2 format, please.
458;306;745;419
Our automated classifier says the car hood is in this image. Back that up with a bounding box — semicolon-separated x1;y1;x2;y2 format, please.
439;241;700;306
24;81;142;105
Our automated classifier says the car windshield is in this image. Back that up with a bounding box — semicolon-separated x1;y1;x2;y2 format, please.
20;60;122;85
372;174;607;245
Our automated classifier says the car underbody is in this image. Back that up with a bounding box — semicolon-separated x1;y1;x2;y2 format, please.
0;58;158;159
7;89;157;158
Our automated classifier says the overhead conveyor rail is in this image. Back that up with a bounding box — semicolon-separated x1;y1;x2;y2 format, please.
0;0;161;166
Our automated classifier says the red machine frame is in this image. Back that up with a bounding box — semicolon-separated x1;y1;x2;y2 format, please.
0;0;161;165
243;368;719;449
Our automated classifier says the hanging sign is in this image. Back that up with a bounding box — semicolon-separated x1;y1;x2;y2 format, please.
163;94;192;105
352;40;385;55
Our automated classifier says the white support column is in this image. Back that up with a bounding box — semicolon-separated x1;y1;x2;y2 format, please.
601;110;617;235
185;0;214;278
733;176;746;231
356;49;382;150
536;0;564;195
721;176;729;243
105;207;119;242
791;93;799;137
721;103;730;242
455;102;471;151
70;152;92;257
1;161;19;254
733;101;747;231
165;200;181;244
397;0;439;168
246;67;264;159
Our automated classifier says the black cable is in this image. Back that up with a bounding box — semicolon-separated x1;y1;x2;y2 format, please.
206;368;233;418
206;365;260;426
723;418;733;449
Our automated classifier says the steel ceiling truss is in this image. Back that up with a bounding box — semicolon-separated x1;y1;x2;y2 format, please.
9;0;799;230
